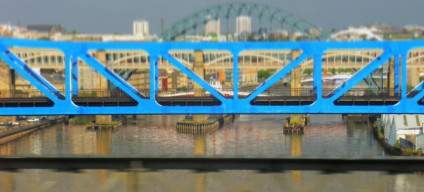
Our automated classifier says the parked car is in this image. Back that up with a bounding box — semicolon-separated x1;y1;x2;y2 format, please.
27;118;40;122
10;121;19;125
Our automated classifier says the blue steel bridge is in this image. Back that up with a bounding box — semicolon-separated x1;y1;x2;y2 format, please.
0;39;424;115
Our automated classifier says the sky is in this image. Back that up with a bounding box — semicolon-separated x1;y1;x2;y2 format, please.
0;0;423;34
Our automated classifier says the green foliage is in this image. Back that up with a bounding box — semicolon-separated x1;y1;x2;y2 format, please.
378;132;384;140
407;85;415;92
38;37;50;40
257;69;276;80
335;68;353;73
178;86;188;92
394;141;401;149
404;148;415;156
71;116;95;125
329;68;336;74
211;35;218;42
377;126;384;140
303;69;313;75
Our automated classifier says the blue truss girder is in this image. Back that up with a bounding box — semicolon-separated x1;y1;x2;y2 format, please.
352;68;379;95
0;38;423;115
245;53;308;102
79;54;146;103
162;54;226;101
0;46;64;102
326;52;392;101
71;55;78;97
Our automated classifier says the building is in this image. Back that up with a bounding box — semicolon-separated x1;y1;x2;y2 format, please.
126;70;150;95
205;19;220;35
236;16;251;36
133;20;149;36
27;25;66;35
0;23;27;38
331;26;383;41
240;69;258;86
382;114;424;149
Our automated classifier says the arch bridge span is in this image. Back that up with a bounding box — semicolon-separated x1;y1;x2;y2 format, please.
7;48;424;70
159;2;322;41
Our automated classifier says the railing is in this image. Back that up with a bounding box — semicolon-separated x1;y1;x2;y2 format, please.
0;88;400;99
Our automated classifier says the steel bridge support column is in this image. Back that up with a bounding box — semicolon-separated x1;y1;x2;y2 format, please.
388;58;395;96
71;56;78;97
95;50;112;123
193;50;207;122
290;50;302;96
0;61;16;122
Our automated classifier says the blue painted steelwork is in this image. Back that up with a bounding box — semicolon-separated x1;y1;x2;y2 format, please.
352;68;380;95
110;69;137;91
71;56;78;97
0;38;424;115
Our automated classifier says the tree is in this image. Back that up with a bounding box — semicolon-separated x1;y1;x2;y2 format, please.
257;69;276;80
303;69;313;75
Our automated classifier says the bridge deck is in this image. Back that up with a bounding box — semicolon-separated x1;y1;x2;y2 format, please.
0;96;403;107
0;156;422;172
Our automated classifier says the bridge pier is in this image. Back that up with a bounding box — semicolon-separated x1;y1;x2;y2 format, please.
95;115;112;123
193;50;207;122
95;51;112;122
0;61;16;123
95;50;110;97
408;68;421;88
0;61;14;99
388;58;395;96
290;50;302;96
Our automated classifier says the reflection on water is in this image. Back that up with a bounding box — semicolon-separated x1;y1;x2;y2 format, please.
0;115;385;157
194;135;207;156
0;142;14;192
0;170;423;192
0;115;422;191
290;134;302;185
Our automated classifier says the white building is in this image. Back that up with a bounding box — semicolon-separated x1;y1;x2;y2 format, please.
382;114;424;149
331;26;383;41
205;19;220;35
133;20;149;36
236;16;251;36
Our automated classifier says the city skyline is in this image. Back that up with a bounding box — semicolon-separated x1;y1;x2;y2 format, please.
0;0;423;34
236;16;251;36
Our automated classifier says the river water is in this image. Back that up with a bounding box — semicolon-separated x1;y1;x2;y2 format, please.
0;115;422;191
